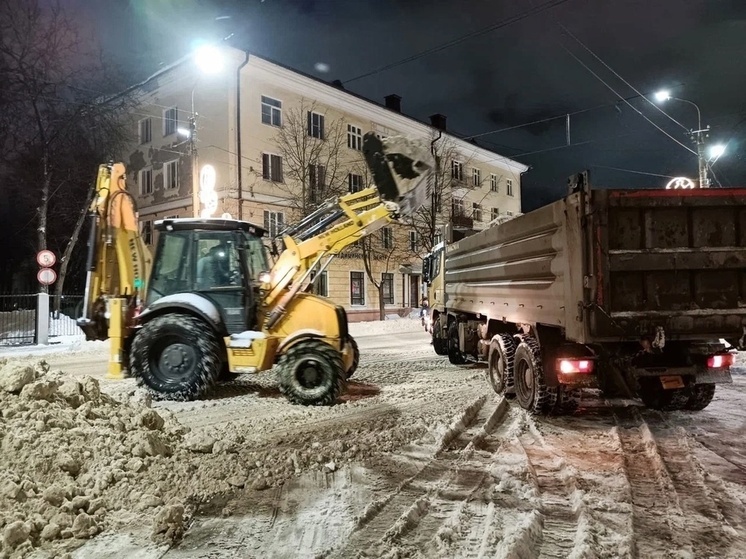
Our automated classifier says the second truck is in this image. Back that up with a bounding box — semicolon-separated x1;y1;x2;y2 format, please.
424;172;742;414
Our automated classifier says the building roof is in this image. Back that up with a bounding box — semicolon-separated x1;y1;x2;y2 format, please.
122;45;529;174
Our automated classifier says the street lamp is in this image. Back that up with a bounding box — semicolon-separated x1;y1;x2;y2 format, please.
653;89;713;188
709;143;726;161
188;44;224;217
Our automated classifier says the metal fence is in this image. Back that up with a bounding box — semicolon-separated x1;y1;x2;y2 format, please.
0;293;86;347
0;293;37;346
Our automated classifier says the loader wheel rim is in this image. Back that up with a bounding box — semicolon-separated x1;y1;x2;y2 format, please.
294;358;325;389
514;358;534;408
152;339;197;384
488;352;504;393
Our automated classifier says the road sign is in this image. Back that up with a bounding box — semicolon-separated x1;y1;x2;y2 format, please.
36;250;56;268
37;268;57;286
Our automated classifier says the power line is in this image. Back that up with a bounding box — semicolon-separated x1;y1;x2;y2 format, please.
558;24;690;134
559;43;698;156
589;165;676;179
343;0;574;84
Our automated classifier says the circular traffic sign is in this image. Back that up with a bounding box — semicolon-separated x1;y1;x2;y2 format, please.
36;250;56;268
37;267;57;286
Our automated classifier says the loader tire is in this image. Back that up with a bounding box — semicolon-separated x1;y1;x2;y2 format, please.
447;323;467;365
513;337;557;415
683;384;716;411
487;334;516;395
130;313;222;401
345;335;360;379
278;340;346;406
432;331;448;356
637;378;691;411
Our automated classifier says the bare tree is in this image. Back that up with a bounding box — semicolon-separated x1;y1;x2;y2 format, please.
0;0;133;299
359;225;409;320
272;100;349;219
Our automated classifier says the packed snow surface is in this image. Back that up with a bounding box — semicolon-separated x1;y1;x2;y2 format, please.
0;318;743;558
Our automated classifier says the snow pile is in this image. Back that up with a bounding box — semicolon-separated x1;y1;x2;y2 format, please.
0;358;224;557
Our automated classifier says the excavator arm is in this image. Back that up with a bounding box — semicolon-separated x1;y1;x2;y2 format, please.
263;133;435;329
77;163;153;342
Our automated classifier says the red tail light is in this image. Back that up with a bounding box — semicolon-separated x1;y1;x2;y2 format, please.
707;353;735;368
557;358;595;374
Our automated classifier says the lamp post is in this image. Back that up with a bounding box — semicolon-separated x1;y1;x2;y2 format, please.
183;44;224;217
654;90;722;188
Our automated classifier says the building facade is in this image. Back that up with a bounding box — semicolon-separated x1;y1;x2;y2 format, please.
123;46;528;320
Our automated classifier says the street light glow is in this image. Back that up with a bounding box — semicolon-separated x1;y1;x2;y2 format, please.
654;90;671;102
193;44;224;74
709;144;726;159
177;127;191;138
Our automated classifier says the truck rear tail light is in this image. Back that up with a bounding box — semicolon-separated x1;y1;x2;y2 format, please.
557;358;595;374
707;353;735;368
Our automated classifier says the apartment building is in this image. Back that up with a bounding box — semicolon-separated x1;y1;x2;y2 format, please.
123;45;528;320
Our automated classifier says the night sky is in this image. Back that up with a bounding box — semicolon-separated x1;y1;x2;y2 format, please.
71;0;746;211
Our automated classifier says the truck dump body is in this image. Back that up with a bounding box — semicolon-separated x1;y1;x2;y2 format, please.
444;187;746;344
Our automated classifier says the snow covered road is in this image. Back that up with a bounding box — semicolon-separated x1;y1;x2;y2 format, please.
1;318;745;558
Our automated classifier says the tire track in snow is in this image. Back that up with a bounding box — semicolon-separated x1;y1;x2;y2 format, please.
326;395;509;558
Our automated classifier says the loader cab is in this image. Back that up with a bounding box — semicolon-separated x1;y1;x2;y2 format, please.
145;218;269;333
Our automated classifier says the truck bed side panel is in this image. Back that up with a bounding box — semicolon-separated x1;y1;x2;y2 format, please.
590;188;746;340
444;200;579;330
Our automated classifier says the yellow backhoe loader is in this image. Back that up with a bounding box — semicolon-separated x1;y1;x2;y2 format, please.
77;133;434;405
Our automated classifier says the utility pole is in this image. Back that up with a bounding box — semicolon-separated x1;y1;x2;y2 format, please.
188;115;200;217
692;126;711;188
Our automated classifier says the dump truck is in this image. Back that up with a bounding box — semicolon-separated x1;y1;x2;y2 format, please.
77;133;435;405
424;172;742;414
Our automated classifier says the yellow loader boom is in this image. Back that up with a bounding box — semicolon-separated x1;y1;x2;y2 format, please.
263;133;435;329
77;163;152;342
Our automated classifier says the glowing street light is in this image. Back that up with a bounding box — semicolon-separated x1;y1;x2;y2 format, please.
709;143;726;161
654;90;671;103
193;44;224;75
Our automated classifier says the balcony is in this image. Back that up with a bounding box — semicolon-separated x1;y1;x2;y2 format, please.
451;213;474;229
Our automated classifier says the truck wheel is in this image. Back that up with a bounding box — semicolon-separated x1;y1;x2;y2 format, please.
683;384;716;411
513;338;557;415
432;331;448;356
447;323;467;365
130;314;222;401
278;340;346;406
345;335;360;379
487;334;516;395
637;378;691;411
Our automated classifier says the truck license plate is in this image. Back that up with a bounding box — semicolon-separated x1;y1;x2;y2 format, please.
660;375;685;390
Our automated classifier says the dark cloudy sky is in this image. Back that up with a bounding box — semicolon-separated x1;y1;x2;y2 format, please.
69;0;746;210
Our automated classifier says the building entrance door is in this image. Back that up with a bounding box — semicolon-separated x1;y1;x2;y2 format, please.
409;275;420;308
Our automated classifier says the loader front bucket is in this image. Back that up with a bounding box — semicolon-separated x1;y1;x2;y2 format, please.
362;133;435;218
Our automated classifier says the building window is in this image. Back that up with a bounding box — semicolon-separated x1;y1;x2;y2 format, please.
472;168;481;186
381;273;394;305
472;203;482;222
348;173;364;193
139;118;152;144
139;168;153;195
308;111;325;139
163;107;177;136
491;207;499;221
309;164;326;204
164;160;179;190
312;270;328;297
507;178;514;196
451;161;463;181
350;272;365;305
141;220;153;245
491;174;498;192
381;227;393;249
452;198;465;217
262;153;283;182
261;96;282;127
263;210;285;238
348;125;363;150
409;230;419;252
